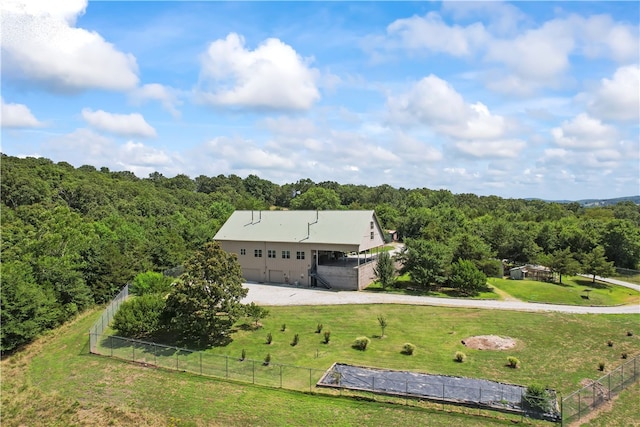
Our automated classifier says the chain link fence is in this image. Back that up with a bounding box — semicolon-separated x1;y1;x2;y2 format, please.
561;355;639;425
89;286;638;425
89;284;129;353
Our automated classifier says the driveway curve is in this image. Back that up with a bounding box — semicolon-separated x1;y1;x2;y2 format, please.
242;283;640;314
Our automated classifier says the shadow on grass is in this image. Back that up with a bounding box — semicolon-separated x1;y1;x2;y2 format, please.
574;278;611;289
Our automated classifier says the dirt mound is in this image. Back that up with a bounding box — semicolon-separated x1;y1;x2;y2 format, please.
462;335;517;350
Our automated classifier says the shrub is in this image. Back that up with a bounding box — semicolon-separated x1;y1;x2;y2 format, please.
112;293;165;338
524;384;552;413
627;331;633;337
266;332;273;345
281;323;286;332
291;334;299;347
454;351;466;363
507;356;520;368
130;271;173;296
353;336;370;351
402;343;416;355
622;352;628;359
240;349;246;361
607;340;614;347
323;330;331;344
264;353;271;366
598;362;605;371
316;323;323;333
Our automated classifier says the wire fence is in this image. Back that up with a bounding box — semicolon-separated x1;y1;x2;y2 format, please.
89;284;129;353
88;285;639;425
561;355;639;425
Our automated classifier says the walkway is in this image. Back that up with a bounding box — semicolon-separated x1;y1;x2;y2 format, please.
242;283;640;314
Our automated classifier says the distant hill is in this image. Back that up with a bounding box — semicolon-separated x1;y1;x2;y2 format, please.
528;196;640;206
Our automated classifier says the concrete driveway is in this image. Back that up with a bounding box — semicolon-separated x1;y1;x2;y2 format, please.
242;282;640;314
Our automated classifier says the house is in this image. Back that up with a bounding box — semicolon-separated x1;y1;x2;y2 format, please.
214;210;386;290
509;264;553;282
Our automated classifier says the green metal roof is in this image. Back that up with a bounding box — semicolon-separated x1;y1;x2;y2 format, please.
214;210;383;250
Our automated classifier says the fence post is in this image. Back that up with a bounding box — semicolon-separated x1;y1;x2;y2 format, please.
608;372;611;400
109;335;113;357
479;387;482;415
578;392;581;419
560;393;564;427
132;343;135;362
593;382;597;408
621;364;624;389
442;383;445;410
200;352;203;376
372;376;375;392
153;343;156;366
176;351;179;370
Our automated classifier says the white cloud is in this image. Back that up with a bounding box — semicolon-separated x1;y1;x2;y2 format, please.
1;97;44;128
81;109;157;138
585;65;640;122
387;75;510;141
387;12;488;57
452;139;526;159
551;113;618;150
197;33;320;110
45;128;179;176
129;84;183;118
1;0;139;92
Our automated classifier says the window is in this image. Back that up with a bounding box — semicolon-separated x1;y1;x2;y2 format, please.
268;249;276;258
370;231;374;239
282;250;290;259
296;251;305;260
254;249;262;258
240;249;246;255
370;221;374;229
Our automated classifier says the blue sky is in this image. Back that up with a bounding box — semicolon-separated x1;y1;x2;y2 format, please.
1;1;638;200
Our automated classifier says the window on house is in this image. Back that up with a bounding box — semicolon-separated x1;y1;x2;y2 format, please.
240;249;246;255
370;221;374;229
267;249;276;258
254;249;262;257
282;250;290;259
370;231;374;239
296;251;305;260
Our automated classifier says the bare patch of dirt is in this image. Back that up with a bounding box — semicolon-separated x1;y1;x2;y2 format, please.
461;335;517;350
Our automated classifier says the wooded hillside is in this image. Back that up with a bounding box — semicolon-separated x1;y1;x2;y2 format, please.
2;154;639;353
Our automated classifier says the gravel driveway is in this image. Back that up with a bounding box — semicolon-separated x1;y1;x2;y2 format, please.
242;283;640;314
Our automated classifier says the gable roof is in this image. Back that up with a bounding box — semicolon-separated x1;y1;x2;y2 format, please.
214;210;383;250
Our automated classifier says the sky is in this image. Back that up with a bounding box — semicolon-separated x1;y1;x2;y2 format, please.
1;1;639;201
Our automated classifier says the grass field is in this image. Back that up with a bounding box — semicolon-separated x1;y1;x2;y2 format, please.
367;273;500;299
611;274;640;286
488;277;640;306
4;304;639;426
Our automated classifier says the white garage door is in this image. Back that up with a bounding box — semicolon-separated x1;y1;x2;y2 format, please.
268;270;284;283
243;268;262;282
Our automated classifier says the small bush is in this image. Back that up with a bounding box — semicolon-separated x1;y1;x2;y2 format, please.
323;330;331;344
240;349;246;361
266;332;273;345
264;353;271;366
353;336;370;351
402;343;416;355
291;334;299;347
627;331;633;337
598;362;605;371
524;384;552;413
507;356;520;368
316;323;323;333
607;340;614;347
112;293;165;338
454;351;466;363
622;352;628;359
281;323;286;332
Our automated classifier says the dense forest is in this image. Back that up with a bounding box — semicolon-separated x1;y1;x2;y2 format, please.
2;154;639;353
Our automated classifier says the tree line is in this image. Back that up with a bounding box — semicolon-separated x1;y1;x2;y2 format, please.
2;154;639;353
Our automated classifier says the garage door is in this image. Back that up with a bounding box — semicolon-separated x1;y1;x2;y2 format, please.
268;270;284;283
243;268;262;282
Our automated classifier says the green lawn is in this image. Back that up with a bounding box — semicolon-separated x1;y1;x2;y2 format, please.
488;277;640;306
4;308;553;427
5;304;640;426
367;273;499;300
577;382;640;427
611;274;640;286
